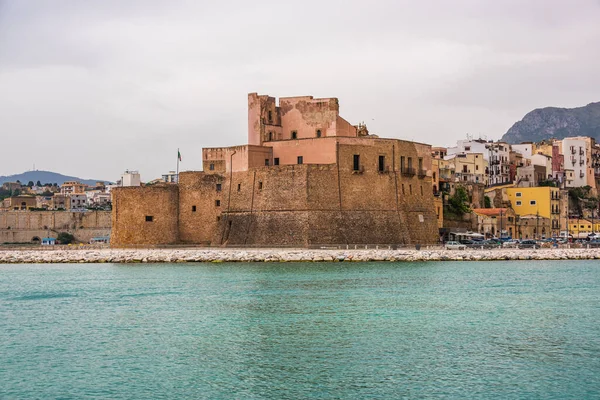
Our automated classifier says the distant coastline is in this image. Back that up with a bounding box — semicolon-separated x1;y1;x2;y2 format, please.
1;248;600;263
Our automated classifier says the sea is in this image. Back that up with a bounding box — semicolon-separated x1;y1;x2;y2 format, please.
1;261;599;399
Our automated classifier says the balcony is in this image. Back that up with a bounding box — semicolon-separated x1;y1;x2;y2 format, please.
571;148;576;154
580;172;585;178
401;167;416;177
580;149;585;156
417;169;427;178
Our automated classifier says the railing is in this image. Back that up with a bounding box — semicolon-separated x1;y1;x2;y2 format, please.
401;168;416;177
417;169;427;178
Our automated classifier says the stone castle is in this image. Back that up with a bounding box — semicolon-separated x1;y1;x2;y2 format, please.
111;93;439;247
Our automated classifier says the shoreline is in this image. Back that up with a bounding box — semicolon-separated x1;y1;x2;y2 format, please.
2;247;600;263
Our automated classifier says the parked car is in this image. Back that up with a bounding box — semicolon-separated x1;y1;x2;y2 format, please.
588;239;600;248
587;233;600;240
518;240;538;249
502;239;520;248
445;241;466;250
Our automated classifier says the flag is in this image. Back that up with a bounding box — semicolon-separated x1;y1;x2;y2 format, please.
178;150;182;161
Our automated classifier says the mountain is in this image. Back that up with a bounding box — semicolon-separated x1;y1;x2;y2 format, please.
0;170;112;186
501;102;600;144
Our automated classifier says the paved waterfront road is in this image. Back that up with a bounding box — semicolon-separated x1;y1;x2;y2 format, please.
1;261;600;399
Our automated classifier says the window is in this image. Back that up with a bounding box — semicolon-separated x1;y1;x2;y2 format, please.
418;158;423;171
465;146;471;151
237;183;241;192
516;201;522;206
215;200;221;207
316;129;322;138
216;183;222;192
378;156;385;172
268;132;273;141
265;158;270;166
297;156;303;164
274;158;280;166
516;192;522;197
409;184;412;194
353;155;360;171
216;216;221;222
292;131;298;139
145;216;153;222
476;165;479;171
268;110;272;122
400;156;405;172
420;185;423;196
530;200;536;205
209;163;215;171
258;181;263;190
192;206;197;212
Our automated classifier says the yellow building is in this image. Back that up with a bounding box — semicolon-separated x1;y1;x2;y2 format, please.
567;219;600;238
506;187;560;235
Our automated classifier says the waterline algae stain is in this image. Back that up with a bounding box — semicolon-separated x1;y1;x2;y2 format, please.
1;261;599;398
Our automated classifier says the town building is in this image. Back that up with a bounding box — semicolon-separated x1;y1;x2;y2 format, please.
562;137;589;188
1;196;37;211
60;181;87;195
472;208;515;238
69;194;88;210
487;142;511;186
111;93;439;247
162;171;177;183
506;187;560;236
446;153;488;185
121;171;141;187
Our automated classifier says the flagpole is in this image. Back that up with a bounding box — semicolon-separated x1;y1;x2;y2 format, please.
176;148;179;184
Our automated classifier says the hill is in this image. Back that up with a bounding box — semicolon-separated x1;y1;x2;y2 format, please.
501;102;600;144
0;170;112;186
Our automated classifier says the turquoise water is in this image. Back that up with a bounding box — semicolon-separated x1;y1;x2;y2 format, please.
1;261;599;399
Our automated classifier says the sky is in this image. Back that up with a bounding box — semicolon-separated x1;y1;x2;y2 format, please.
1;0;599;181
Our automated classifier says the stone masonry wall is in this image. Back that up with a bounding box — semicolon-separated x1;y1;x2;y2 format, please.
0;211;111;243
111;185;178;246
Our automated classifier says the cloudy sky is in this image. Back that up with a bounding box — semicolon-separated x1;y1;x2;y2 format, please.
1;0;599;181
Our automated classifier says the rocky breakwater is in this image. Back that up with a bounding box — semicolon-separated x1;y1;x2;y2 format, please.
2;248;600;263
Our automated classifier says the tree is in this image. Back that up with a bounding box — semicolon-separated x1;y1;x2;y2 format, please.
57;232;75;244
484;196;492;208
27;181;34;187
448;187;471;215
36;180;42;187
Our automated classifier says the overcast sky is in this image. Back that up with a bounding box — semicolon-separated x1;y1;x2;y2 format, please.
1;0;599;181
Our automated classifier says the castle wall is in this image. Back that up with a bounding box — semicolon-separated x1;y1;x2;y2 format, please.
178;172;224;244
111;186;178;246
279;97;340;139
0;210;111;243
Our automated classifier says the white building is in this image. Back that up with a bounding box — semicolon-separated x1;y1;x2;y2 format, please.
162;171;177;183
488;142;511;186
530;153;553;180
121;170;141;187
562;137;588;187
512;143;533;158
446;139;490;161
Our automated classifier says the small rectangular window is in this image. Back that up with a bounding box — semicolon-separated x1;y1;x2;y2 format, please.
400;156;405;172
297;156;303;164
268;110;273;122
215;200;221;207
316;129;322;138
353;155;360;171
258;181;263;190
516;192;522;197
516;201;522;206
237;183;241;191
530;200;536;205
407;157;413;170
420;185;423;196
209;163;215;171
216;216;221;222
409;184;412;194
274;158;280;166
192;205;196;212
378;155;385;172
145;216;153;222
265;158;270;166
292;131;298;139
216;183;222;192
